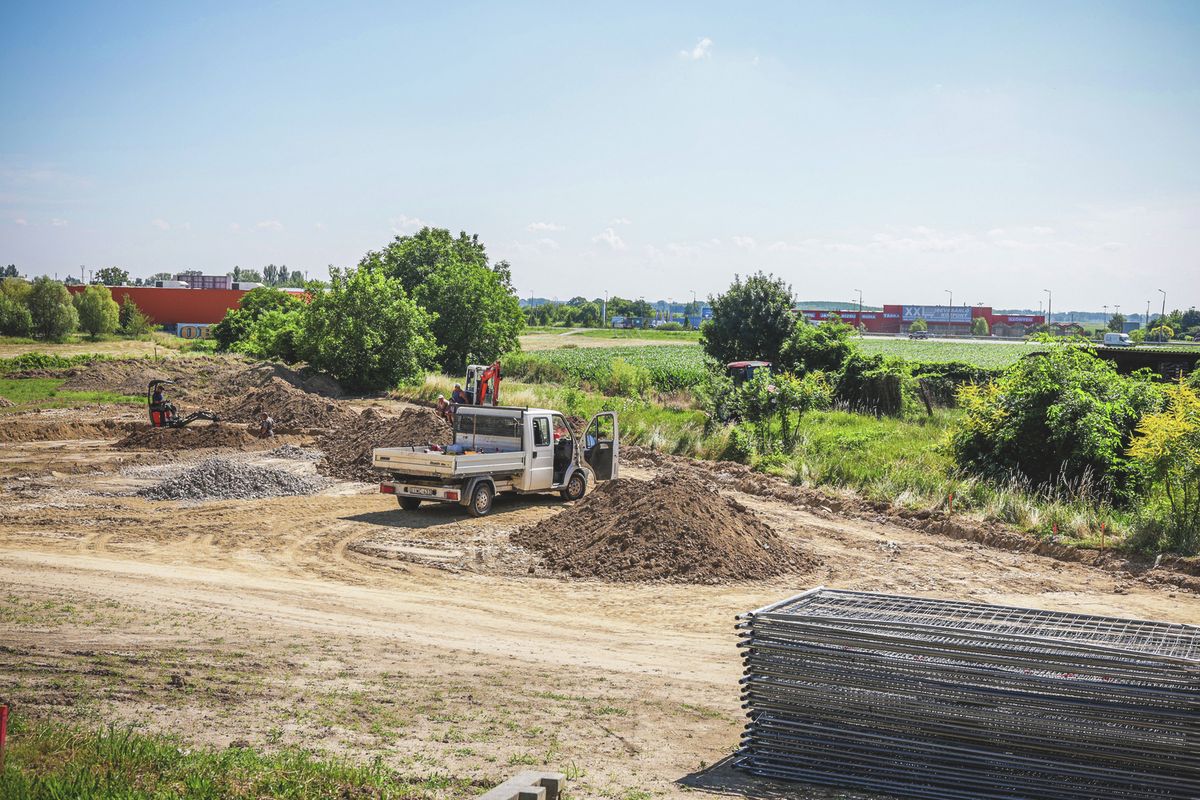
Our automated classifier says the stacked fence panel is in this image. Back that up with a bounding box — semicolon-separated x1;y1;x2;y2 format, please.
736;587;1199;800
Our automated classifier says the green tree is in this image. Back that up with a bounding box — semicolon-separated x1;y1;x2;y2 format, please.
1;265;18;278
971;316;990;336
779;316;857;375
298;266;438;391
951;345;1163;504
1180;307;1200;331
1108;312;1126;332
118;294;155;335
700;272;795;365
27;277;78;340
1;277;31;304
238;308;305;362
1150;324;1174;342
72;284;120;339
0;294;33;337
94;267;130;286
362;227;523;373
909;317;928;333
1127;379;1200;554
211;287;302;351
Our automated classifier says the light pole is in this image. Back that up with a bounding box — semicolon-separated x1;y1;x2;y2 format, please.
854;289;863;333
944;289;952;335
1114;304;1120;330
602;290;608;328
1043;289;1052;328
1158;289;1167;340
1146;299;1151;328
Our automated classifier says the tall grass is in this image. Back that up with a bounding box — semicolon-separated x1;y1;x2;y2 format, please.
0;716;479;800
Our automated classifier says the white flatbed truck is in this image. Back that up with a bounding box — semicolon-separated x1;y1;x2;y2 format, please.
373;405;618;516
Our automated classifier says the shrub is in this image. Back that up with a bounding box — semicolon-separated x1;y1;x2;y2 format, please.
657;321;684;331
779;316;857;375
971;317;989;336
605;358;653;397
212;287;303;351
1127;379;1200;554
0;294;33;337
237;308;305;363
27;277;78;340
72;284;120;339
700;272;795;365
836;352;917;416
117;294;155;335
951;346;1163;504
909;317;928;333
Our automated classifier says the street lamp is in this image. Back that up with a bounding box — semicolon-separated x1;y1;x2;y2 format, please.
1158;289;1167;341
854;289;863;333
1043;289;1052;327
944;289;952;334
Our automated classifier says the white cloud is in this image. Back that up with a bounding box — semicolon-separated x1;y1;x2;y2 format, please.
526;221;564;232
390;214;427;233
255;220;284;231
608;216;632;226
13;217;27;226
592;227;626;250
151;218;170;231
315;222;327;231
536;237;560;250
1030;226;1055;235
680;37;713;60
50;218;67;227
229;223;241;233
733;236;756;250
871;226;972;253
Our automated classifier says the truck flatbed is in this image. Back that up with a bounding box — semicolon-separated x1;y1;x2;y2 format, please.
372;446;526;479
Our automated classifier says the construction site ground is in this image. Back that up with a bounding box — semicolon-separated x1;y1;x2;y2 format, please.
2;402;1198;800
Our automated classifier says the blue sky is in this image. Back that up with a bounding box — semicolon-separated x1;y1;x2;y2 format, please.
2;1;1198;310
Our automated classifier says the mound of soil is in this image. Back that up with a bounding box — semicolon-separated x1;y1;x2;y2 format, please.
0;418;140;443
0;396;13;407
112;424;261;450
317;407;454;482
512;476;816;583
58;357;344;401
217;378;352;429
137;457;329;501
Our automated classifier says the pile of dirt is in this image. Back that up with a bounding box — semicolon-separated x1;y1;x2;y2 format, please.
0;396;13;407
512;475;816;583
57;357;344;401
317;407;454;482
112;424;261;450
0;418;140;443
216;378;352;429
137;457;329;501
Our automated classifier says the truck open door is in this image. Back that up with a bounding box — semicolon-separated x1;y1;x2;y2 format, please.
583;412;619;481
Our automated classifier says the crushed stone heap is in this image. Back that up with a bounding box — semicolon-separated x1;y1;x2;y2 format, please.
137;457;329;501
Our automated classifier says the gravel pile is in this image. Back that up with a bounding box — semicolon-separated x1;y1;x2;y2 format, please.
267;444;323;461
137;457;330;501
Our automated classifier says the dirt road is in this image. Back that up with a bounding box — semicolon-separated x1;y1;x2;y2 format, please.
1;433;1196;800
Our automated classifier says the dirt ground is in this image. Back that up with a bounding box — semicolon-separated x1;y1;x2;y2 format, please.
2;408;1198;800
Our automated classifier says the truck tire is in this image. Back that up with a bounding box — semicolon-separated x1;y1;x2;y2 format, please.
398;497;422;511
561;470;587;501
467;481;494;517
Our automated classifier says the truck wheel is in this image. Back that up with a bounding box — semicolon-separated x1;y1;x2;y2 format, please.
561;471;587;501
467;482;494;517
398;497;422;511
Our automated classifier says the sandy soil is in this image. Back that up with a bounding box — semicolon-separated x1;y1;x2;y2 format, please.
1;428;1197;800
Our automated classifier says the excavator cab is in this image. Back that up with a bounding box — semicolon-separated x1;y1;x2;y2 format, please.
727;361;772;386
464;362;502;406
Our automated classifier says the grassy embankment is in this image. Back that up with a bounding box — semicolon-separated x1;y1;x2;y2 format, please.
397;372;1121;550
0;353;143;412
0;715;478;800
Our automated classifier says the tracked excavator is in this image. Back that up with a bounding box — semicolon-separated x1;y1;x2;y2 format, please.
146;380;220;428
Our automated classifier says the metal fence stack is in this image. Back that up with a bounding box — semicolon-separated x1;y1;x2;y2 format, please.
736;587;1199;800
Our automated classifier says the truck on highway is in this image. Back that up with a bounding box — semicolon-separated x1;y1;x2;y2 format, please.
373;405;618;516
1103;331;1134;347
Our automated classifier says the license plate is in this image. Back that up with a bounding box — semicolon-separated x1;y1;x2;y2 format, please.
405;487;436;496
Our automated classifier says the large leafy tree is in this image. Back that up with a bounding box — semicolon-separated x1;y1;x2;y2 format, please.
779;315;857;375
94;267;130;286
73;284;120;338
211;287;303;351
700;272;796;365
361;227;523;373
0;295;32;336
298;266;438;391
27;277;78;340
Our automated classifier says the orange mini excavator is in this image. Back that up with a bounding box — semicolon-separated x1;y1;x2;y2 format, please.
464;362;502;406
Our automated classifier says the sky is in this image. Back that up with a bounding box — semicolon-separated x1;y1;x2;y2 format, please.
2;1;1198;312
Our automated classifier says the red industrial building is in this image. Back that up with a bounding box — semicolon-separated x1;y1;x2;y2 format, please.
65;285;266;328
799;305;1044;337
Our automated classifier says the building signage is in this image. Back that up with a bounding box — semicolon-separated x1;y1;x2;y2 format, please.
902;305;972;323
1003;316;1034;323
177;323;212;339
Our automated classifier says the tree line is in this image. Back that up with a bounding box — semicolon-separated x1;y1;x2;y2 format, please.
0;277;153;340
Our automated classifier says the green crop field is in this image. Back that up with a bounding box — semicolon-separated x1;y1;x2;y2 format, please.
857;338;1050;368
528;345;709;391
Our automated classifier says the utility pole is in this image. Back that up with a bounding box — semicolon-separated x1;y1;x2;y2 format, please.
1043;289;1052;328
944;289;952;335
602;290;608;328
855;289;863;334
1158;288;1167;341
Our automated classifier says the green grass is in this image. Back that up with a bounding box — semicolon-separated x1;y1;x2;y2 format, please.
0;716;480;799
0;377;142;411
857;337;1050;368
509;346;709;392
573;328;700;342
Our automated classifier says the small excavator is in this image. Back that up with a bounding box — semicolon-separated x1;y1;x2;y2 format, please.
464;362;502;405
146;379;220;428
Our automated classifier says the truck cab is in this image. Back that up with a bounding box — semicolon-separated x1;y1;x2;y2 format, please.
374;406;618;516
